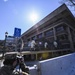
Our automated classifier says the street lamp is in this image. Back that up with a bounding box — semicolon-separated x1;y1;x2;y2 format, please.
5;32;8;38
5;32;8;51
3;32;8;57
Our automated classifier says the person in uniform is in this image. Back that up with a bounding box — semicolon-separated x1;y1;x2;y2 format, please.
0;53;29;75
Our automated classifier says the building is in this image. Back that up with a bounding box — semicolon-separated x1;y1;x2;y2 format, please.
0;40;4;53
5;36;16;52
20;4;75;60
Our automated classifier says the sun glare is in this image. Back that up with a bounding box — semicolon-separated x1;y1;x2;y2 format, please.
29;12;38;24
3;0;8;2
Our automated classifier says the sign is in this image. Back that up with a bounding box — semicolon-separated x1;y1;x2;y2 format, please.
14;28;21;37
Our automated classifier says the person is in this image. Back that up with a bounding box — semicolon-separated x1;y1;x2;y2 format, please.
53;40;58;49
30;40;36;51
0;53;29;75
44;42;48;49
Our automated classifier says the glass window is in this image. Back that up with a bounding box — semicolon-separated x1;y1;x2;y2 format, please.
57;34;68;41
27;39;30;41
32;36;36;40
56;26;64;32
37;33;42;38
45;29;53;37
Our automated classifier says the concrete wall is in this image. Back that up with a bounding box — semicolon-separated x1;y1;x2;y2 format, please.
29;66;38;75
37;53;75;75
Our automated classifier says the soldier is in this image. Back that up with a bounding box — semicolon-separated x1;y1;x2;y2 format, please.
0;53;29;75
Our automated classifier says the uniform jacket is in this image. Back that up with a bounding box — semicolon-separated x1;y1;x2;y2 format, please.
0;65;14;75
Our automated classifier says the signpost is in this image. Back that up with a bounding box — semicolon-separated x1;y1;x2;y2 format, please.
14;28;21;37
14;28;21;51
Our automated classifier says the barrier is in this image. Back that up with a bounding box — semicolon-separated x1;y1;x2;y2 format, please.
37;53;75;75
29;66;38;75
1;52;75;75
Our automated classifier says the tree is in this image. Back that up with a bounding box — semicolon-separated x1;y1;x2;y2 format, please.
70;0;75;5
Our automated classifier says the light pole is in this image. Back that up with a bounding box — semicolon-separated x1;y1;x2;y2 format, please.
3;32;8;57
5;32;8;52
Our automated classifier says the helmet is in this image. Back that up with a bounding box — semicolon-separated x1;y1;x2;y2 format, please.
5;54;17;60
3;52;17;65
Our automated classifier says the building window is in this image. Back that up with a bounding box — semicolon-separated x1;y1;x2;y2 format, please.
57;34;68;41
32;36;36;40
37;33;42;38
45;29;53;37
56;26;64;32
27;39;30;41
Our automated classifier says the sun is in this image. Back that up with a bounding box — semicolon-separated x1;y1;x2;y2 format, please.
29;11;38;24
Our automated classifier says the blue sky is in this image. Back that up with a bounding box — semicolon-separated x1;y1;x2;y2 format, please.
0;0;74;40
